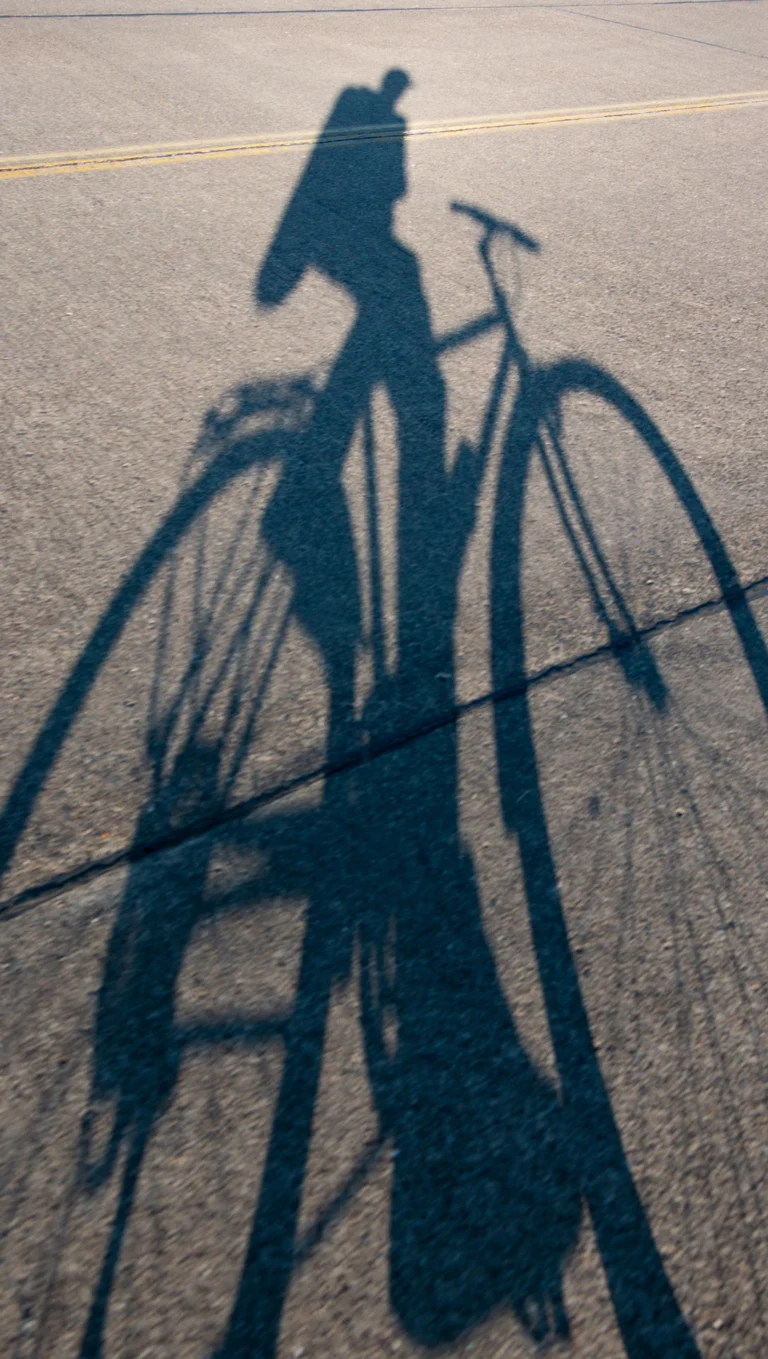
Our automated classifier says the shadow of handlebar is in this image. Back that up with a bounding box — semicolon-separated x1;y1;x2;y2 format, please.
451;201;541;253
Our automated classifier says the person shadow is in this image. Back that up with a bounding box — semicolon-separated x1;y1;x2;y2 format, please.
216;68;582;1359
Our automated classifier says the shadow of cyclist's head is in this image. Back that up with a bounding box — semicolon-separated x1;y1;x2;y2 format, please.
256;68;414;308
379;66;411;104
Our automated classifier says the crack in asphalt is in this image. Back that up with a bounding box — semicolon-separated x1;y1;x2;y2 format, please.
567;4;768;60
2;570;766;919
0;0;763;18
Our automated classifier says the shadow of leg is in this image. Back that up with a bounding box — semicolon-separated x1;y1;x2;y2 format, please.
215;900;338;1359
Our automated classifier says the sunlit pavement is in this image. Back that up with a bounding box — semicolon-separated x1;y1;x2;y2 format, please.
2;3;768;1356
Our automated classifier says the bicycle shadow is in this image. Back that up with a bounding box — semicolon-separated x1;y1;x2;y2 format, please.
2;64;767;1359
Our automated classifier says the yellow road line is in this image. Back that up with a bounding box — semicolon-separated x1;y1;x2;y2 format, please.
2;89;766;180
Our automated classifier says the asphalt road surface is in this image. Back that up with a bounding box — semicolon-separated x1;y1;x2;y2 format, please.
2;3;768;1357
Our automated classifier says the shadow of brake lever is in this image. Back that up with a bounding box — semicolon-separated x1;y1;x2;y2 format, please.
450;201;541;253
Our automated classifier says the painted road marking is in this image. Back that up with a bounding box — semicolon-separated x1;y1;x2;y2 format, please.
2;89;766;181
